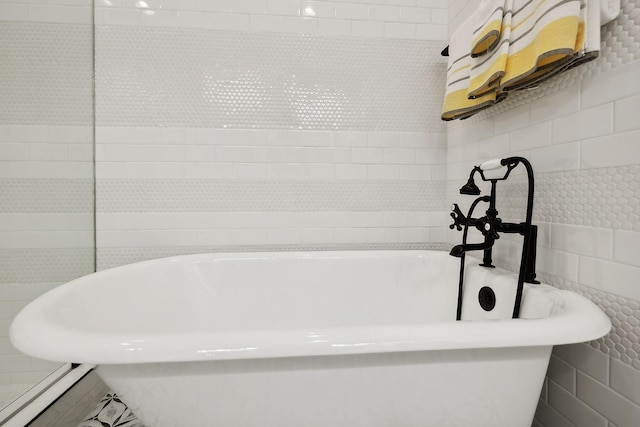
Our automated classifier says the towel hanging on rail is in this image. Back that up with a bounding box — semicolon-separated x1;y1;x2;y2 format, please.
441;0;619;121
441;0;619;58
471;0;508;57
441;14;504;121
499;0;582;91
508;0;601;91
566;0;603;69
468;0;513;98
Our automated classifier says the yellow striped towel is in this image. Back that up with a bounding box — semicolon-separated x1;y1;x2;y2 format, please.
512;0;600;90
566;0;601;69
468;0;514;98
501;0;582;91
471;0;508;57
442;14;499;121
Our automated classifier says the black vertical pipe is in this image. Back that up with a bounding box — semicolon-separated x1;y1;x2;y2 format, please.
502;157;536;319
524;225;540;284
481;180;497;268
456;196;491;320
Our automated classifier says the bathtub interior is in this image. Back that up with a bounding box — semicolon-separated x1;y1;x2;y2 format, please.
36;250;468;334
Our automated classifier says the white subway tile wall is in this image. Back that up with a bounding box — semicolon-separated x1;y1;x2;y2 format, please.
0;4;95;410
93;0;448;40
96;27;446;131
94;1;449;269
0;25;92;125
447;1;640;427
0;0;92;24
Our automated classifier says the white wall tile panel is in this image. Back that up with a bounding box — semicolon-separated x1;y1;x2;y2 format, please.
577;372;640;427
95;0;448;39
417;0;448;7
509;122;552;152
0;161;93;179
613;230;640;267
610;358;640;406
554;343;611;384
550;224;613;260
528;141;581;173
534;401;574;427
250;14;285;32
0;125;92;144
399;7;431;23
415;23;447;40
351;20;384;37
0;249;94;284
529;83;581;124
233;0;267;15
0;23;93;126
283;16;319;33
430;7;447;24
548;379;608;427
552;104;614;144
0;22;95;288
581;130;640;169
97;180;445;213
96;242;451;270
96;26;446;132
614;93;640;132
0;180;94;213
0;3;28;21
317;17;351;35
193;0;227;13
582;59;640;108
547;355;577;394
368;4;400;21
300;1;334;18
384;22;415;39
537;247;579;283
334;164;367;179
335;2;368;20
0;2;95;408
26;3;92;23
579;257;640;302
0;1;92;24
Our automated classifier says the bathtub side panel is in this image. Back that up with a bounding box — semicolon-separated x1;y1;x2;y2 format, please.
97;346;552;427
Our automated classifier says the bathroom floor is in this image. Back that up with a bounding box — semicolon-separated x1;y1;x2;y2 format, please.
77;393;144;427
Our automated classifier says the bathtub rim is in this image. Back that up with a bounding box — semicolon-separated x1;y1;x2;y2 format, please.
10;249;612;365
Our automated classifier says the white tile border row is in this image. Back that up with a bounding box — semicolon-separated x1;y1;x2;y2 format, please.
0;2;92;24
93;5;448;40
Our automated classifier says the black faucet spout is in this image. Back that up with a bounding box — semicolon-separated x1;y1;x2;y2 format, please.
449;240;495;257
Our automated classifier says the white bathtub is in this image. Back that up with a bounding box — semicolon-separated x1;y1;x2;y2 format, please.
11;250;610;427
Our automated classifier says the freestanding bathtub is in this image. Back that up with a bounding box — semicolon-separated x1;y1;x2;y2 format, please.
11;250;610;427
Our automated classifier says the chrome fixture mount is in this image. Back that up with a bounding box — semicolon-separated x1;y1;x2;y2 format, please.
449;157;539;319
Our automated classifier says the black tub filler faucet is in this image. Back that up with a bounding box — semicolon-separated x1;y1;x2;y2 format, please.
449;157;539;320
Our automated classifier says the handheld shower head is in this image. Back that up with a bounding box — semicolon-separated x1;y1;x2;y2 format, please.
459;178;481;195
459;167;482;195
